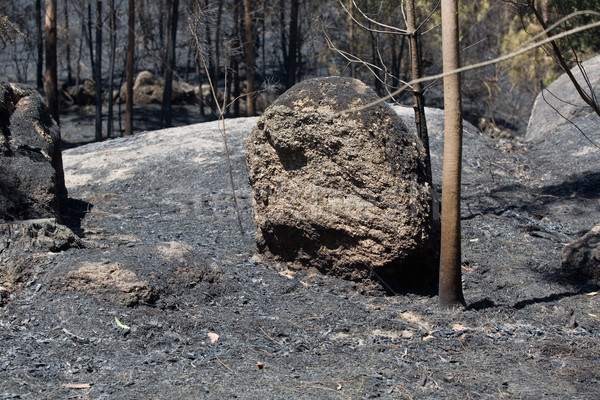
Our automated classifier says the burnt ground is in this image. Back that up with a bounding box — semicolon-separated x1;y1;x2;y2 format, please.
1;105;600;399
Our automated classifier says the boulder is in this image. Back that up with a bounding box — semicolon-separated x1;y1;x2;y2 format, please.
0;80;68;223
246;77;436;291
172;80;199;105
67;79;96;106
119;71;163;105
526;55;600;174
561;224;600;283
133;71;163;105
119;71;200;106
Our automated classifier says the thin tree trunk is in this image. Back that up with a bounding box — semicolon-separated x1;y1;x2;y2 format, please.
233;0;242;117
162;0;179;128
215;0;223;93
45;0;59;125
95;0;103;142
244;0;255;116
36;0;44;91
125;0;135;136
279;0;287;72
64;0;73;85
87;3;95;79
194;48;205;117
286;0;299;88
107;0;116;139
204;0;214;116
406;0;431;185
348;0;355;78
439;0;466;308
76;5;85;88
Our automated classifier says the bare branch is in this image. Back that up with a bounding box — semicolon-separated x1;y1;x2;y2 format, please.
337;0;408;35
337;14;600;116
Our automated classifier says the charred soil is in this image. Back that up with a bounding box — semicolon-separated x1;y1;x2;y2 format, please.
1;106;599;399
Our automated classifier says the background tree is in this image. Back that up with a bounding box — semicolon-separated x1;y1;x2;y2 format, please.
125;0;134;136
95;0;103;141
106;0;117;138
162;0;180;128
244;0;255;116
45;0;59;125
35;0;44;90
285;0;299;88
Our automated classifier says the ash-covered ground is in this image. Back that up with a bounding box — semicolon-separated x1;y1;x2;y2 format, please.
1;105;599;399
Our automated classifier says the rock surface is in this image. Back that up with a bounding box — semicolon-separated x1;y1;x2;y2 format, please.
562;224;600;283
526;54;600;180
247;77;436;290
0;80;68;223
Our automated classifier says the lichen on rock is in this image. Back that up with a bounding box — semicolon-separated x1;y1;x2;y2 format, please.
246;77;437;291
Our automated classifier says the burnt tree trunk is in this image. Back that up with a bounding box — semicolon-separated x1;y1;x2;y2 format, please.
244;0;255;116
162;0;179;128
125;0;135;136
94;0;103;141
45;0;59;125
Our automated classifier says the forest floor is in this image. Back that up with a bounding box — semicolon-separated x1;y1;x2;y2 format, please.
1;104;599;399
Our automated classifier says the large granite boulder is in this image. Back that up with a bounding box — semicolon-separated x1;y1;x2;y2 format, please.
246;77;436;291
526;55;600;177
0;80;68;223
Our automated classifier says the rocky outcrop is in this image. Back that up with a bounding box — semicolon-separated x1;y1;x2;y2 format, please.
119;71;199;106
562;224;600;283
526;55;600;178
0;80;68;223
132;70;164;105
246;77;436;291
63;79;96;107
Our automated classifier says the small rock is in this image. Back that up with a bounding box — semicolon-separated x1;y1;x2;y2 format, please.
561;224;600;283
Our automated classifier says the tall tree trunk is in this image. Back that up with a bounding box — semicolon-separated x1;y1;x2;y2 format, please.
36;0;44;91
215;0;223;95
125;0;135;136
107;0;116;138
406;0;431;184
76;4;85;88
87;3;95;79
45;0;59;125
64;0;73;85
439;0;466;308
279;0;287;72
95;0;103;142
286;0;299;88
204;0;215;116
244;0;255;116
348;0;355;78
233;0;243;117
162;0;179;128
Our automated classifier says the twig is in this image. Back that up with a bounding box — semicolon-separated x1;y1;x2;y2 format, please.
298;385;352;398
188;10;245;235
297;381;355;398
259;326;282;346
214;356;234;373
299;316;324;322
